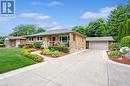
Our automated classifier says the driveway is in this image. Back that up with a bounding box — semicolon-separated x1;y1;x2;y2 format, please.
0;50;130;86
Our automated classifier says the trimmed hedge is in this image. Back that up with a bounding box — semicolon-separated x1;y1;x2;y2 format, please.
24;44;34;49
121;36;130;48
48;46;69;53
0;44;5;47
18;44;24;48
21;49;43;62
34;42;41;48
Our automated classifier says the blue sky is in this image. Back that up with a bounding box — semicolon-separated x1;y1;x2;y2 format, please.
0;0;127;36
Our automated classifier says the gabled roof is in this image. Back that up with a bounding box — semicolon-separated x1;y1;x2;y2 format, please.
26;29;86;37
86;37;114;41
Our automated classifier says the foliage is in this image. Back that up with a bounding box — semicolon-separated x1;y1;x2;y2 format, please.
34;42;41;48
126;19;130;36
36;27;45;33
120;36;130;48
48;46;69;53
73;18;107;37
107;5;127;40
109;43;120;50
0;48;35;73
21;49;43;62
24;44;34;49
9;24;46;36
110;50;121;58
0;44;5;47
72;26;85;35
72;1;130;41
42;49;51;55
18;44;25;48
51;51;60;57
0;36;4;44
120;47;129;55
117;15;130;41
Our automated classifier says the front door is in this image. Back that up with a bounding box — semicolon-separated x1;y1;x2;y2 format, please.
52;37;56;46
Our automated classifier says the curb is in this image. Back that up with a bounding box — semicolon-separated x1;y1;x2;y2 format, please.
102;51;130;68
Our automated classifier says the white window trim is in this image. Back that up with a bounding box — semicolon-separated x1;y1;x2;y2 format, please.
60;35;69;43
36;36;43;41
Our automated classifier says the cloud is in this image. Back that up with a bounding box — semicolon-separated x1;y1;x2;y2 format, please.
81;6;116;19
0;17;15;24
19;13;51;21
49;25;63;30
35;21;63;30
48;1;64;7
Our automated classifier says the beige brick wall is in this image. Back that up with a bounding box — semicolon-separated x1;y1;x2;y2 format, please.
69;32;86;50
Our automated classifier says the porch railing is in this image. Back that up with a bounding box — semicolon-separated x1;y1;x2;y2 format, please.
42;41;69;48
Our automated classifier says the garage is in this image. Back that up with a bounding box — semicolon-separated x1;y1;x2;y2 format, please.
86;37;114;50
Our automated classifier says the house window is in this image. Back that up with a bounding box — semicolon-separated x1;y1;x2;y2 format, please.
60;35;69;43
36;36;43;41
28;37;33;41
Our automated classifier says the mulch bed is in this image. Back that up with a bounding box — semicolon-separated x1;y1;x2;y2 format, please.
107;51;130;65
44;52;69;58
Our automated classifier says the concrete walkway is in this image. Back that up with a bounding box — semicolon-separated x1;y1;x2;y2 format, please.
0;50;130;86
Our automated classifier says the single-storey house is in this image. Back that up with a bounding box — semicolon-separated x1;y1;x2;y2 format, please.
4;37;26;47
4;29;86;51
86;37;114;50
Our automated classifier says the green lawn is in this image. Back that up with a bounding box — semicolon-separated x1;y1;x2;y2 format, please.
0;48;35;73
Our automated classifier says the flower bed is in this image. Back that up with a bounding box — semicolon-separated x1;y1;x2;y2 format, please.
44;51;69;58
41;46;69;58
107;51;130;65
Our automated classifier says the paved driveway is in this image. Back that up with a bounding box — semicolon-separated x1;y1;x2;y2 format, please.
0;50;130;86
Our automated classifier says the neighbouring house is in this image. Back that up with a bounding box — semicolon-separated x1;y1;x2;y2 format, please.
4;29;86;51
4;37;26;47
86;37;114;50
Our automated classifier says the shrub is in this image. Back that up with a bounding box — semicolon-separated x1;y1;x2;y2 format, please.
121;36;130;48
18;44;25;48
29;54;43;62
48;46;69;53
0;44;5;47
51;51;60;57
110;50;121;58
120;47;129;55
61;47;69;53
24;44;33;49
109;43;120;50
42;49;51;55
21;49;43;62
34;42;41;48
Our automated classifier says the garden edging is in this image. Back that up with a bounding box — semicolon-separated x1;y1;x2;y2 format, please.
103;51;130;68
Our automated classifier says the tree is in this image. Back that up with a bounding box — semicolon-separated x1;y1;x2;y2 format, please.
126;19;130;36
72;18;107;37
9;25;46;36
72;26;85;35
36;27;45;33
117;15;130;41
107;5;127;40
85;18;107;37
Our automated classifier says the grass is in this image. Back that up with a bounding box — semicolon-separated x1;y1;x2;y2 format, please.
0;48;35;73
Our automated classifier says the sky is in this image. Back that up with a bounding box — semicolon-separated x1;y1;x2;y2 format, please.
0;0;128;36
